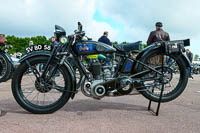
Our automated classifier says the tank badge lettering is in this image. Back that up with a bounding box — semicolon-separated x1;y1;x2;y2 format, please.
79;46;89;51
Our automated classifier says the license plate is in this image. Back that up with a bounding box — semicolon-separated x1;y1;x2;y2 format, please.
172;43;178;49
25;45;52;53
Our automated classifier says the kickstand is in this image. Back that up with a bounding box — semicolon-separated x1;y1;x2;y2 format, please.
148;54;165;116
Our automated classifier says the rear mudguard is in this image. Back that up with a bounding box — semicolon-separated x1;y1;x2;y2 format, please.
133;43;191;73
19;51;76;99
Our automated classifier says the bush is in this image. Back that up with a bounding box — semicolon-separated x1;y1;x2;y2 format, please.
6;35;51;55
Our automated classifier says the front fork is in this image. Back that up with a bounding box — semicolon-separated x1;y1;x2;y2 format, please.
40;47;58;80
25;46;62;82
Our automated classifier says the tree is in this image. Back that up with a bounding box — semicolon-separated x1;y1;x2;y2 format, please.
121;41;127;44
112;41;118;45
194;54;199;61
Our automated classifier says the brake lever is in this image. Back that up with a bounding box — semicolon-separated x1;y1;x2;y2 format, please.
85;36;92;40
5;44;12;49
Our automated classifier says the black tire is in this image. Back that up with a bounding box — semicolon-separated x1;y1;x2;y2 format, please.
136;49;188;102
12;56;72;114
0;53;12;82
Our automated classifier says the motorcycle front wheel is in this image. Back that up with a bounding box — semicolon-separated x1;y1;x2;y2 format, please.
136;49;188;102
12;56;72;114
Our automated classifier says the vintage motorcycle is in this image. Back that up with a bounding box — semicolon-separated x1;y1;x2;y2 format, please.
192;64;200;74
0;44;17;82
11;22;191;114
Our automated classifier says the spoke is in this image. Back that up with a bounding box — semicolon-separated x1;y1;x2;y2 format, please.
43;93;45;105
27;74;36;84
36;92;39;105
47;92;57;102
22;88;35;93
21;83;34;87
154;85;162;91
168;82;172;87
54;78;64;84
24;88;36;99
170;81;175;89
31;92;40;103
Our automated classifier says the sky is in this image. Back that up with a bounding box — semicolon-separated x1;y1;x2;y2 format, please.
0;0;200;55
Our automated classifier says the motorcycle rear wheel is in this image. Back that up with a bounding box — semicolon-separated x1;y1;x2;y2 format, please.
136;49;188;102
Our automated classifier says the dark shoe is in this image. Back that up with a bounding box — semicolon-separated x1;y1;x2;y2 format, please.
189;74;193;79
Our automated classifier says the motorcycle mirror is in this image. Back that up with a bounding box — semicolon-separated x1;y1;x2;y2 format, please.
78;22;82;32
88;37;92;41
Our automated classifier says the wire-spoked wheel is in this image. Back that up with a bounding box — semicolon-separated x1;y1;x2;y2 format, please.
12;56;72;114
136;49;188;102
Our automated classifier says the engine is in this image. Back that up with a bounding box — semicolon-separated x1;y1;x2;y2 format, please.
81;55;134;99
81;57;114;99
89;62;102;80
87;60;113;99
89;62;113;80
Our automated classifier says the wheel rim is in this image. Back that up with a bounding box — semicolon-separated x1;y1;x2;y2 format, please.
19;62;66;107
141;54;184;97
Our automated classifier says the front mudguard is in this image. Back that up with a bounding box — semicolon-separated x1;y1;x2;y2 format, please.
19;51;77;98
132;43;191;73
19;51;52;63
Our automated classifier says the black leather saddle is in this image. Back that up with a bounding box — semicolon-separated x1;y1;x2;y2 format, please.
114;41;142;52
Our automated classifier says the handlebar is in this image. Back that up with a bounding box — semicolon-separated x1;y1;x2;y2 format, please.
5;44;12;49
69;22;90;41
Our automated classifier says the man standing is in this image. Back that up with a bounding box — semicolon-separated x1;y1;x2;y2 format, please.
185;49;193;78
147;22;170;45
51;36;56;47
29;40;34;46
146;22;170;65
98;31;112;65
0;34;6;45
98;31;112;46
185;49;193;63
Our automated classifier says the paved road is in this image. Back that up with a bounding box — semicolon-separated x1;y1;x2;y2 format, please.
0;75;200;133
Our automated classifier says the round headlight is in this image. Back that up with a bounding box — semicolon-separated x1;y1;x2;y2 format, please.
59;36;68;44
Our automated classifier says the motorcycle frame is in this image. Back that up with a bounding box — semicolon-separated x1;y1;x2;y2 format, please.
55;43;164;86
42;40;184;90
26;33;191;97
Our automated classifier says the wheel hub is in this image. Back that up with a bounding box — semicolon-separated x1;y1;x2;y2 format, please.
35;80;52;93
156;67;173;84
